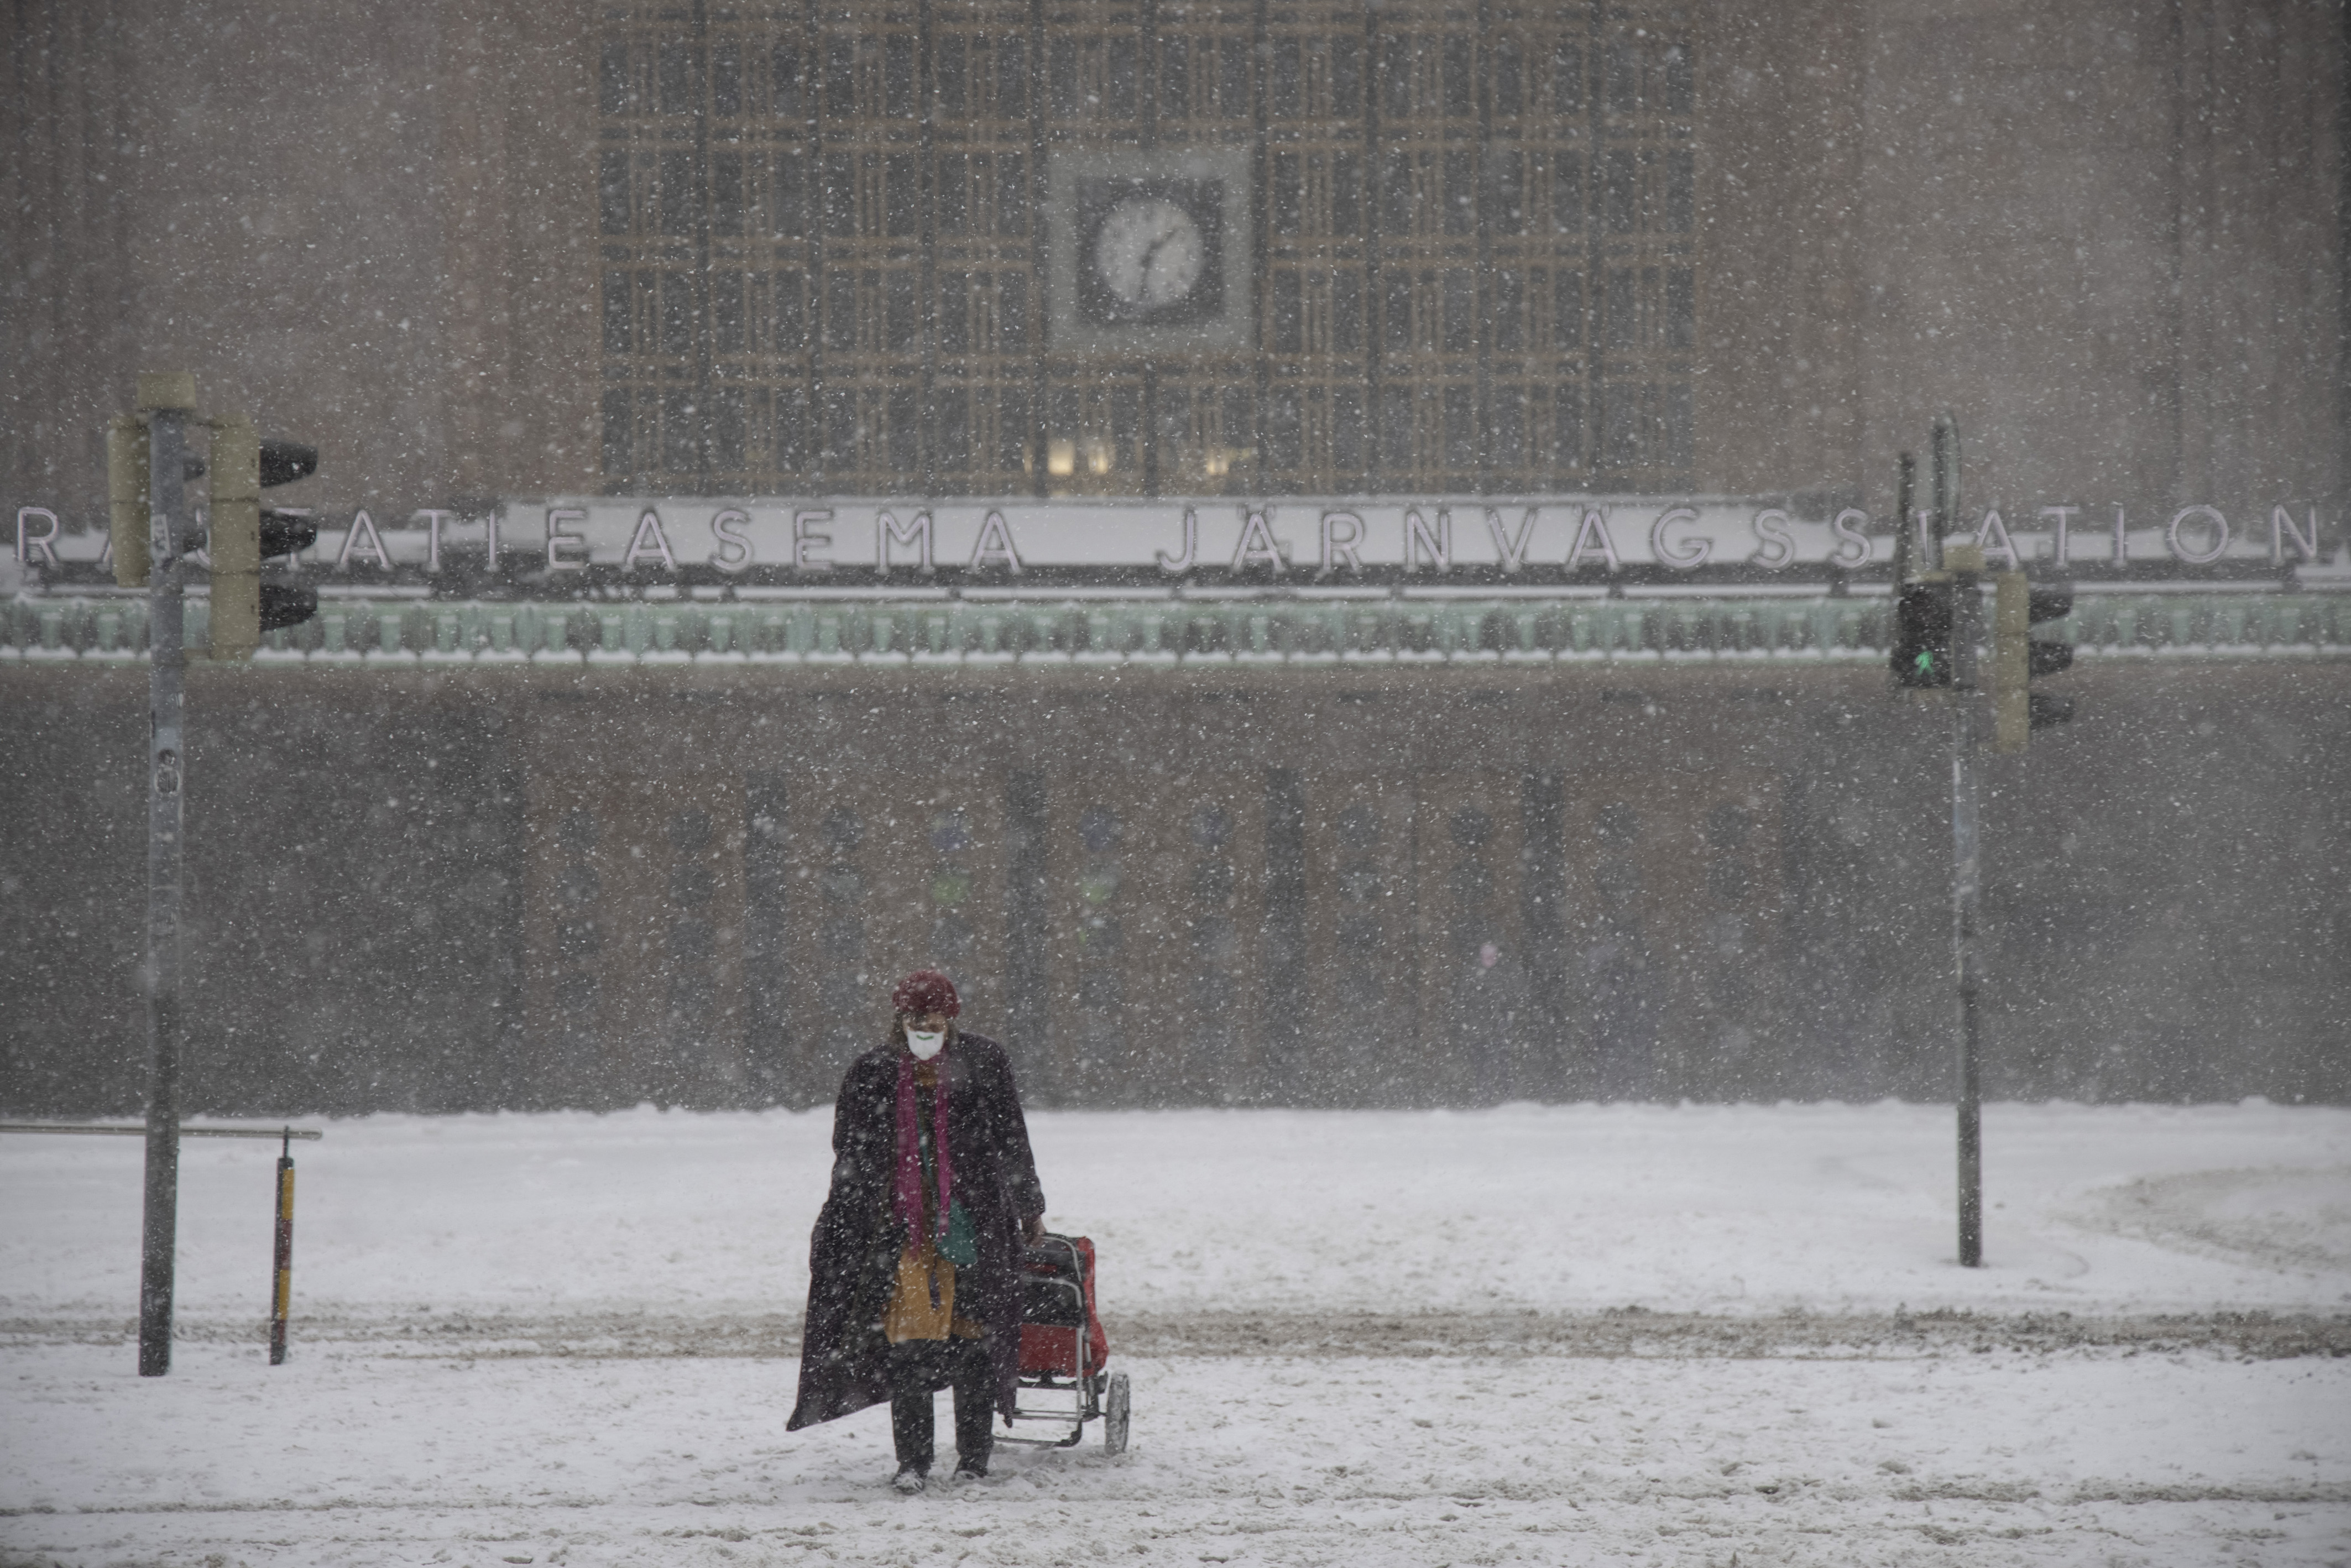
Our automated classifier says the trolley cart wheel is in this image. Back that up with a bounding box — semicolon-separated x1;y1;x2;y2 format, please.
1104;1371;1131;1455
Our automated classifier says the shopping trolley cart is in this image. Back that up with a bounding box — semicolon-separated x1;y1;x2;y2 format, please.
1001;1232;1129;1453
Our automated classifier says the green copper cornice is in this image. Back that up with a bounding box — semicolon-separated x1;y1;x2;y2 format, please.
5;590;2346;667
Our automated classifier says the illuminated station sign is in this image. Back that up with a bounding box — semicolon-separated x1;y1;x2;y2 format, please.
11;495;2338;591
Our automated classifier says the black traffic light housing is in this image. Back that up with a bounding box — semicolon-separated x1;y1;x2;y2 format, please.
1993;574;2076;751
209;419;320;658
258;440;322;576
259;438;317;490
1889;581;1955;689
1888;432;1958;691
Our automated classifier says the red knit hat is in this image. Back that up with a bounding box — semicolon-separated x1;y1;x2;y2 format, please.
891;968;961;1018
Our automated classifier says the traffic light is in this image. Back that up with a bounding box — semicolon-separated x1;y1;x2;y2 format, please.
208;415;320;659
1992;573;2075;751
1889;581;1954;688
1888;431;1956;690
1929;414;1960;553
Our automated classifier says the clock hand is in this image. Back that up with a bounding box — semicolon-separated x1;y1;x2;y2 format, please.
1140;229;1180;293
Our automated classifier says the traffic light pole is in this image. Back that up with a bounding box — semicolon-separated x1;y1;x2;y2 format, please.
138;404;190;1376
1946;556;1986;1268
1897;420;1994;1268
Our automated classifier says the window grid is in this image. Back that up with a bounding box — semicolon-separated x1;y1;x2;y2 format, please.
596;0;1695;496
1262;3;1371;488
1152;1;1256;143
933;0;1043;490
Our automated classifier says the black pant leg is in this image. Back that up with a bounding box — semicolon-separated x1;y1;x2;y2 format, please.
949;1337;995;1470
888;1345;941;1472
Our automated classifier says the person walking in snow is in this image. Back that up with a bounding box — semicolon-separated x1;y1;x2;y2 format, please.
787;969;1048;1493
1454;940;1530;1102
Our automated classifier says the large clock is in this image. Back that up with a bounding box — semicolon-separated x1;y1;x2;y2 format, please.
1075;177;1224;326
1094;197;1205;310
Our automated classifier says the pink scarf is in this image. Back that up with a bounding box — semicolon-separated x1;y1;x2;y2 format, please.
892;1053;954;1257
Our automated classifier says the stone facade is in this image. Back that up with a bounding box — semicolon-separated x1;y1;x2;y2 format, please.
3;654;2346;1114
4;1;2345;1114
3;1;2340;518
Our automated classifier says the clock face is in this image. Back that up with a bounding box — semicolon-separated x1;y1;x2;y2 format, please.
1093;197;1205;310
1070;175;1226;330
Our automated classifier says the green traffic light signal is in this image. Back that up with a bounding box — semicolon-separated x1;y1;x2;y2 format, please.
1890;583;1954;690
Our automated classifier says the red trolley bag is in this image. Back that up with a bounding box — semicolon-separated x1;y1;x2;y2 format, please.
1004;1233;1129;1452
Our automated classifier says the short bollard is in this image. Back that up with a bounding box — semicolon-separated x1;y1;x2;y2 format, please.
269;1127;295;1365
0;1121;320;1374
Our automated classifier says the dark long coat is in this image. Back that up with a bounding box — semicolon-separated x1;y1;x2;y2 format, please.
787;1031;1047;1430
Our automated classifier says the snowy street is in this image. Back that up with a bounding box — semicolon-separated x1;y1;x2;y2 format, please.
7;1342;2346;1567
5;1102;2349;1565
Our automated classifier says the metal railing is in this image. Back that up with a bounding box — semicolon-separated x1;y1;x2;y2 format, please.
6;590;2348;666
0;1122;321;1140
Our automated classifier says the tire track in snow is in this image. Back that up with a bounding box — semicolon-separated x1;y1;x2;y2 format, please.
7;1306;2347;1359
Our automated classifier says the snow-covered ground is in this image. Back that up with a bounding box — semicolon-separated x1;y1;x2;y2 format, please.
7;1341;2346;1567
4;1101;2348;1566
8;1100;2348;1323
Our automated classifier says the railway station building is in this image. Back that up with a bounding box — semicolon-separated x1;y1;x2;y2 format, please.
3;0;2347;1112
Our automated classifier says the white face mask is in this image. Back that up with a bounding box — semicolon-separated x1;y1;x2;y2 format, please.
906;1029;946;1060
